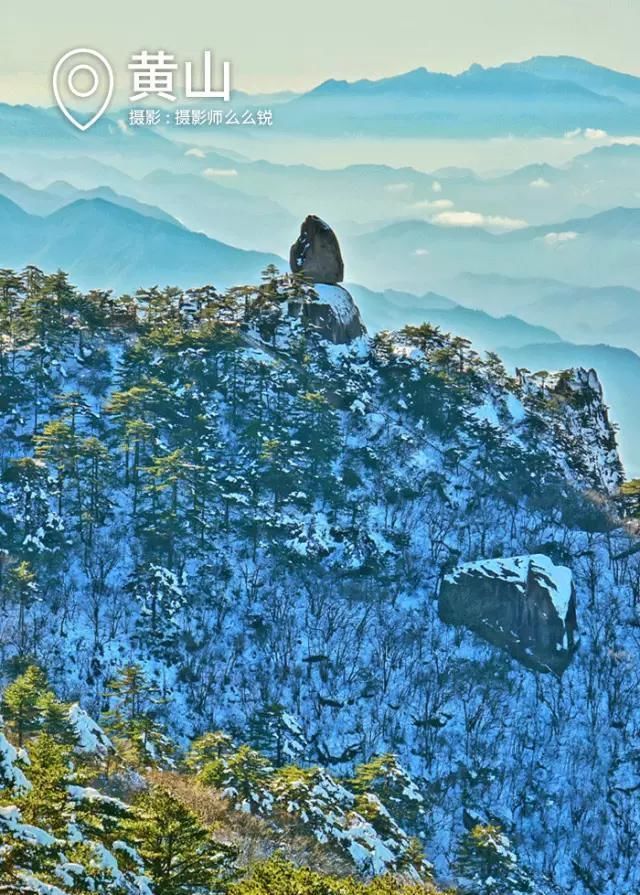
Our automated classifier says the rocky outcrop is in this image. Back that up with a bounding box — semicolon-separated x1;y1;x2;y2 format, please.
287;283;366;344
287;217;365;344
290;215;344;285
518;366;624;494
439;554;578;674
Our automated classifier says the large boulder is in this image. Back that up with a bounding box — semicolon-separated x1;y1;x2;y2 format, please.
287;217;365;344
290;215;344;285
439;554;578;674
287;283;366;344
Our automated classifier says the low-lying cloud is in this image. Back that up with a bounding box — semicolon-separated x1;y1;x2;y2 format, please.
564;127;640;147
433;210;528;232
412;198;454;210
203;167;239;178
542;231;579;246
530;177;551;189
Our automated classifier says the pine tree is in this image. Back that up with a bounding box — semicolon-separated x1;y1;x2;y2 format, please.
103;664;174;767
123;786;235;895
1;665;47;746
219;745;272;811
197;744;272;812
247;703;305;767
351;753;424;830
38;691;79;747
455;824;535;895
185;730;234;773
620;478;640;517
33;418;78;515
126;564;187;657
3;561;39;656
18;732;72;835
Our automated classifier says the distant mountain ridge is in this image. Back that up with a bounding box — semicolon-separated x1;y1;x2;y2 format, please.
0;194;282;292
2;54;640;141
305;63;619;102
499;55;640;104
276;55;640;137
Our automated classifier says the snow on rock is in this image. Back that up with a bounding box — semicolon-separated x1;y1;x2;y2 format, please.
447;555;574;623
440;554;578;674
520;366;623;494
313;284;360;326
287;282;366;344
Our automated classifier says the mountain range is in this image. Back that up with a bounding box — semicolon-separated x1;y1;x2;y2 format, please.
0;195;281;292
3;54;640;147
344;206;640;293
273;56;640;137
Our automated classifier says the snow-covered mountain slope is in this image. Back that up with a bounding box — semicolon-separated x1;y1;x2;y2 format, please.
0;267;638;893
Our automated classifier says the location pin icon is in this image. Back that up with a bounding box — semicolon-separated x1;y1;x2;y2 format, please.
52;48;114;132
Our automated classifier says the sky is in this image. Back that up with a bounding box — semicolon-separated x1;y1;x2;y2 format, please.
1;0;639;104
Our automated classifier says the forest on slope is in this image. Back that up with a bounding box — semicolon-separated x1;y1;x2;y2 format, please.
1;266;639;894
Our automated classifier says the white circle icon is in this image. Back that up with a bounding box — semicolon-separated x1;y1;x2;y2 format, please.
67;63;99;99
52;48;114;131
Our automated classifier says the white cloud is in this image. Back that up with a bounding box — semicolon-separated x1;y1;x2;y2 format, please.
116;119;132;137
385;182;410;193
186;147;206;158
412;198;454;210
432;180;442;193
563;127;608;141
563;128;640;148
203;167;239;178
542;231;579;246
413;248;430;256
530;177;550;189
433;210;528;232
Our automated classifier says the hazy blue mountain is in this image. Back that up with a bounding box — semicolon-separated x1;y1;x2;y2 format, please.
373;143;640;228
454;272;640;352
345;208;640;294
134;169;296;253
0;156;295;255
177;151;452;228
348;282;562;349
0;196;282;292
0;172;182;226
44;181;182;225
0;172;62;215
0;151;138;193
522;284;640;351
0;103;175;156
277;61;634;137
174;142;640;235
347;283;456;329
0;102;79;145
303;64;614;102
500;55;640;105
517;206;640;239
4;112;640;247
